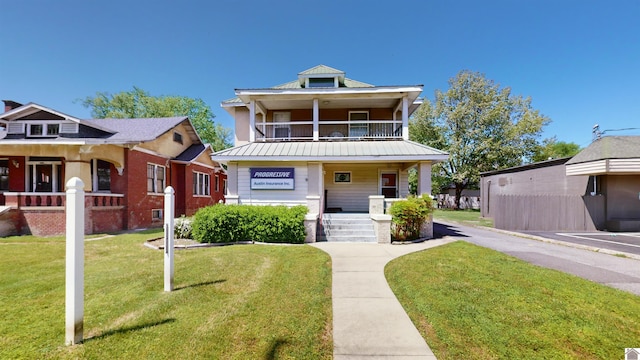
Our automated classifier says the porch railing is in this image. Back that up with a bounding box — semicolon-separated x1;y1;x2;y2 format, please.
255;119;403;141
2;192;124;208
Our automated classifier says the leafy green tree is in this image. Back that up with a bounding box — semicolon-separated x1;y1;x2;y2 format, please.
531;137;581;162
410;70;550;209
81;87;231;151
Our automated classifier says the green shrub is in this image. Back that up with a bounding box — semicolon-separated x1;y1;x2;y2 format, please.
388;194;434;241
192;204;308;244
174;216;193;239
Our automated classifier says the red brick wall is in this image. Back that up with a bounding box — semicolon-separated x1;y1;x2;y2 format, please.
20;209;66;236
123;150;166;230
91;207;124;233
183;163;218;216
213;171;227;204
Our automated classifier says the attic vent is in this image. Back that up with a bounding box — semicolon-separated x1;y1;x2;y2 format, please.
61;123;78;133
7;123;25;134
173;132;183;144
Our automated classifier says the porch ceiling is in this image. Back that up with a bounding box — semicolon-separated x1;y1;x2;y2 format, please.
234;86;423;112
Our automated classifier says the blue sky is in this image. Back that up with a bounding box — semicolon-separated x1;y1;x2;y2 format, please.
1;0;638;149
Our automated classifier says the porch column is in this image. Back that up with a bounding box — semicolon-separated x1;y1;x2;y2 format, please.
225;162;239;204
249;100;256;142
417;161;432;196
313;99;319;141
402;96;409;140
306;162;322;214
65;161;92;192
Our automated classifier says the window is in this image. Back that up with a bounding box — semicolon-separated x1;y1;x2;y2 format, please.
215;175;220;192
47;124;60;136
349;111;369;138
29;124;43;136
308;77;336;88
273;112;291;139
223;179;227;195
152;209;163;220
193;171;210;196
173;132;183;144
334;172;352;183
95;160;111;191
147;164;166;193
0;160;9;191
27;123;60;137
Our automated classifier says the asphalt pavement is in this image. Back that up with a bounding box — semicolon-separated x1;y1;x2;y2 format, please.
434;221;640;296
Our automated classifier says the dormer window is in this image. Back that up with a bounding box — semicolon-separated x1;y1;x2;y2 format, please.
27;123;59;137
307;77;338;88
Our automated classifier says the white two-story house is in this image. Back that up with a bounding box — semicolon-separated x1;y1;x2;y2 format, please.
213;65;448;242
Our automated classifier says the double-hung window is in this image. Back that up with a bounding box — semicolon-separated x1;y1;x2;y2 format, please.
147;164;166;193
193;171;210;196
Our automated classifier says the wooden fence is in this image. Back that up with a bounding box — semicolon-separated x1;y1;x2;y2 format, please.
493;194;605;231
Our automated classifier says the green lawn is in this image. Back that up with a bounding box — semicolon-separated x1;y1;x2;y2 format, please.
0;230;332;359
434;209;494;227
385;241;640;359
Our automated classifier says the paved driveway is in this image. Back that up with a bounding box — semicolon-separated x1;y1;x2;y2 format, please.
434;221;640;296
522;231;640;256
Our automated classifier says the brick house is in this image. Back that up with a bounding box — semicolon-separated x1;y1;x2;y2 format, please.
0;100;226;236
213;65;448;242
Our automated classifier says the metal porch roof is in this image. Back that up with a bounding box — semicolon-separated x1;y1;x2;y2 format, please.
211;140;448;163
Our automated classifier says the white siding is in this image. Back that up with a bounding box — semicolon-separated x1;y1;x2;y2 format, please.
566;160;607;176
324;163;406;212
609;158;640;173
399;169;410;198
237;162;308;206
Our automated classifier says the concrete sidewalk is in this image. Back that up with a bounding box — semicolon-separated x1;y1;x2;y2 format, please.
311;239;454;359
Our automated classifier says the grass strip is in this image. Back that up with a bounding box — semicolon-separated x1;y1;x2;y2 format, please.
433;209;494;227
386;241;640;359
0;230;332;359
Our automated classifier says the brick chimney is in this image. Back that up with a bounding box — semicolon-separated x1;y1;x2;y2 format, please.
2;100;23;113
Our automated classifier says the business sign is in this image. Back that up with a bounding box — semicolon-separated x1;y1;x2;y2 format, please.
250;168;295;190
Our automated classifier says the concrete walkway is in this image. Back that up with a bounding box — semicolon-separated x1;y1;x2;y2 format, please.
311;239;454;359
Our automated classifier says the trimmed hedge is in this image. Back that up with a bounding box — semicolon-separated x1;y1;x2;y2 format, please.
192;204;308;244
388;194;434;241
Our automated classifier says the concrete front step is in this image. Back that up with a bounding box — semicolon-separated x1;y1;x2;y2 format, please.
319;213;377;242
317;235;377;242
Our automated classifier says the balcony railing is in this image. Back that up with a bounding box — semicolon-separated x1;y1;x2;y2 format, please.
255;120;403;141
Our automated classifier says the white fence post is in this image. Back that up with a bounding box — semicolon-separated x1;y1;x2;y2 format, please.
65;177;84;345
164;186;175;292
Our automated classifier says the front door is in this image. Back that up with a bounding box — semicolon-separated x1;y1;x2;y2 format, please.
35;165;53;192
381;172;397;198
28;162;62;192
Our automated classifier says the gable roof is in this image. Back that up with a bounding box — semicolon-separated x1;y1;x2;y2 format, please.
0;102;203;145
85;117;200;143
211;140;448;162
298;64;345;76
0;102;114;133
566;136;640;165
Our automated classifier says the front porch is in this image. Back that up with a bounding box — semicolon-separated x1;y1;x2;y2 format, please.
0;192;126;236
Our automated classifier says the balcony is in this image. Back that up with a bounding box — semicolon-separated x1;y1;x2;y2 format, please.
254;120;403;141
